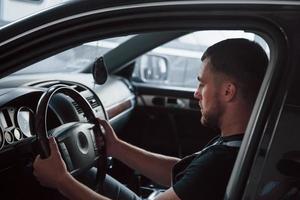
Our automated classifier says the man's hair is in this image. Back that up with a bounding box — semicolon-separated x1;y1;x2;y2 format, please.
201;38;269;105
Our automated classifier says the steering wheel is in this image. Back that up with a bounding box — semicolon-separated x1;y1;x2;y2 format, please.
35;85;107;190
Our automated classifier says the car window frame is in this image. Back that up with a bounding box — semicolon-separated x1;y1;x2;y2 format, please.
0;1;293;199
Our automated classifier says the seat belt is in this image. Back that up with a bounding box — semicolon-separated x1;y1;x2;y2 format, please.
195;139;242;155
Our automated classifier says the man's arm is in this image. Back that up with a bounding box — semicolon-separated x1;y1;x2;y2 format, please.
33;137;181;200
98;119;180;186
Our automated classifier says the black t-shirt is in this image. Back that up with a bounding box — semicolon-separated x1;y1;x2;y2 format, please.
172;134;243;200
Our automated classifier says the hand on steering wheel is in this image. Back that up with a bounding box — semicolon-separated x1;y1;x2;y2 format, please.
35;85;107;191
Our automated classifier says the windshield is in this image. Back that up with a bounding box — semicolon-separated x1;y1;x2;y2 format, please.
14;37;133;75
13;30;269;76
0;0;74;26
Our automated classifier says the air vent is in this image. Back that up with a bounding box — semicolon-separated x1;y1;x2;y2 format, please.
86;96;100;108
72;96;100;114
71;85;86;92
71;101;83;114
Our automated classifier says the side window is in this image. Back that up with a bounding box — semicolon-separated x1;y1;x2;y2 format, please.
132;30;269;89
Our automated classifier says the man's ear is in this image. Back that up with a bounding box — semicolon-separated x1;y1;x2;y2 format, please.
223;82;237;102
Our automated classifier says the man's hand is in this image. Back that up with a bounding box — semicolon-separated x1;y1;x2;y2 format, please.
97;119;121;157
33;137;111;200
33;137;70;189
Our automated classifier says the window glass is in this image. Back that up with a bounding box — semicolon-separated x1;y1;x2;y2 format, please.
14;36;132;74
0;0;74;23
131;30;269;89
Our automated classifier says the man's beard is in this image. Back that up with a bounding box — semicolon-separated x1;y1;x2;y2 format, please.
200;100;223;130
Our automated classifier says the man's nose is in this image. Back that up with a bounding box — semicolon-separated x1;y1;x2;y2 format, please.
194;89;201;100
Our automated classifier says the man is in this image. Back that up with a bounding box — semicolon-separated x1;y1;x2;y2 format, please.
33;38;268;200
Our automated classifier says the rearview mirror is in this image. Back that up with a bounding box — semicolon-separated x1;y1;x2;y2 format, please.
92;57;108;85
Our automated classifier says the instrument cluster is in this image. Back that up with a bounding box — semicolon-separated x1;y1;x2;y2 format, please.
0;107;34;151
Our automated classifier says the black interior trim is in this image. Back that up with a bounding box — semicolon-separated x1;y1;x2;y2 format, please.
0;2;294;199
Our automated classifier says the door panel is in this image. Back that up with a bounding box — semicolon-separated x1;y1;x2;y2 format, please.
122;94;218;158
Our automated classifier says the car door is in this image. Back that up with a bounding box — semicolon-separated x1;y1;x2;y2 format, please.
0;1;295;199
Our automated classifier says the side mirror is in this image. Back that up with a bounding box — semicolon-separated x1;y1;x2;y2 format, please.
134;55;169;82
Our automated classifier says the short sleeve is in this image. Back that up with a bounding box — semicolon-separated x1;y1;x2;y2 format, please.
172;146;238;200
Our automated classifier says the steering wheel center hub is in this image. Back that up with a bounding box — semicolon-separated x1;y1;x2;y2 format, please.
77;131;89;154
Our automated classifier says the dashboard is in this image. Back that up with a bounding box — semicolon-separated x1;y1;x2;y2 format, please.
0;73;136;199
0;72;136;199
0;72;136;157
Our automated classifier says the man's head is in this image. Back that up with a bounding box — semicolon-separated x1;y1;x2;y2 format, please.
194;38;268;130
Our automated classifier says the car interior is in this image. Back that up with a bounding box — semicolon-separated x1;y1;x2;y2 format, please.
0;29;270;199
1;1;300;199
